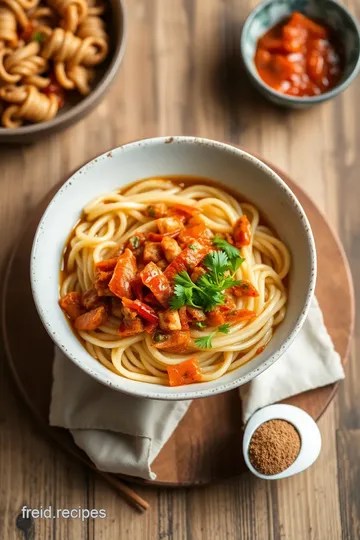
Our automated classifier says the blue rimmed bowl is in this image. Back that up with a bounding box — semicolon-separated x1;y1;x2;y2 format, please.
241;0;360;108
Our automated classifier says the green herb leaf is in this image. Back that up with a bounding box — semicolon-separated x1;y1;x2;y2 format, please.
213;235;241;259
169;284;187;309
32;31;45;43
212;236;244;273
129;235;140;249
170;274;202;309
169;248;246;313
147;206;156;217
194;321;207;329
196;289;225;312
218;323;230;334
195;324;230;348
174;271;194;288
221;277;242;289
195;333;214;349
189;244;197;250
184;286;196;306
228;256;245;273
203;251;229;278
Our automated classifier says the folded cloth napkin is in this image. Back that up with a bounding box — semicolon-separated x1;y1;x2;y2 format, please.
50;297;344;479
240;297;345;422
50;350;191;480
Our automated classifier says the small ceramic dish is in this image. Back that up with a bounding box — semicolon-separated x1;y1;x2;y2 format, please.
241;0;360;108
243;404;322;479
0;0;126;144
30;136;316;400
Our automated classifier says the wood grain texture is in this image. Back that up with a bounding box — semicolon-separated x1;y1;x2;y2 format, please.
0;0;359;538
1;165;353;487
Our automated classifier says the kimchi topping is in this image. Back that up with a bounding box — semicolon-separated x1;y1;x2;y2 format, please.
255;12;343;97
59;203;262;383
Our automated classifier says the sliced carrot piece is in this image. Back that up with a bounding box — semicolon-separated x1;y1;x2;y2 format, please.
152;330;191;352
95;257;119;271
226;309;256;324
109;249;137;299
232;281;259;298
167;358;202;387
178;223;206;244
139;261;172;306
59;292;84;320
74;306;108;330
233;215;251;247
169;202;201;216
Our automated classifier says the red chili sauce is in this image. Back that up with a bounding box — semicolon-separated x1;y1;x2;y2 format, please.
254;12;344;97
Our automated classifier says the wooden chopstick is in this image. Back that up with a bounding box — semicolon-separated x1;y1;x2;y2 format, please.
97;471;150;512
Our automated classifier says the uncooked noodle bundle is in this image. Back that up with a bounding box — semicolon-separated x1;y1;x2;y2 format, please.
0;6;18;46
59;178;290;387
0;42;48;84
46;0;88;32
0;0;110;127
0;83;59;126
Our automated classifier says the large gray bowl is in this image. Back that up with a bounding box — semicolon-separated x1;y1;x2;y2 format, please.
0;0;126;144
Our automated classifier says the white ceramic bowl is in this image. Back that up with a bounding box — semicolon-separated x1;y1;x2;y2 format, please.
31;136;316;400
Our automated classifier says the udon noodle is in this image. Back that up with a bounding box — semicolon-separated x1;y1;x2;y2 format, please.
59;178;290;386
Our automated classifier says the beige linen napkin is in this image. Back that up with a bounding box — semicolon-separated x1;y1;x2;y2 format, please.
50;350;191;480
240;297;345;422
50;297;344;479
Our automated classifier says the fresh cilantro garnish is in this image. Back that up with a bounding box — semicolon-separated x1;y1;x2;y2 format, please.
189;244;197;250
129;235;140;249
169;276;202;310
33;31;45;43
212;236;244;272
195;334;214;349
218;323;230;334
194;321;207;329
203;250;228;277
169;248;245;312
173;271;194;288
169;292;186;310
213;235;240;259
195;324;231;348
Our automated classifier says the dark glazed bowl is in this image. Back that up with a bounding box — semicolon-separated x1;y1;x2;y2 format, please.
0;0;126;144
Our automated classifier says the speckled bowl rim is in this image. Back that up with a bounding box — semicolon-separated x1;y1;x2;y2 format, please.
30;136;317;400
240;0;360;105
0;0;126;138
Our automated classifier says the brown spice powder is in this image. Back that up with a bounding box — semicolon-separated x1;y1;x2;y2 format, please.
248;419;301;475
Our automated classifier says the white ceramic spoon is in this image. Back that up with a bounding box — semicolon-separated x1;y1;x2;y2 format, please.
243;404;322;480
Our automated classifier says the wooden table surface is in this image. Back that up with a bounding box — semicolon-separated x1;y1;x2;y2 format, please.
1;0;359;538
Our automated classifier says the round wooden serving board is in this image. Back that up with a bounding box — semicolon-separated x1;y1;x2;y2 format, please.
1;162;354;487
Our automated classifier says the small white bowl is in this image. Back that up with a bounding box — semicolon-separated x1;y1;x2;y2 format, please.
30;137;316;400
243;404;322;479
